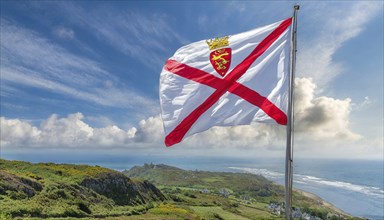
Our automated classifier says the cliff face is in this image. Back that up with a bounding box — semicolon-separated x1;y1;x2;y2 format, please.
81;172;165;205
0;170;42;198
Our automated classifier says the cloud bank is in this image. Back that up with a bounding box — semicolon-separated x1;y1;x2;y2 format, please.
0;78;364;153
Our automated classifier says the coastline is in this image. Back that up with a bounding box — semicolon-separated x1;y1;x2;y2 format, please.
1;159;368;219
294;188;352;217
2;157;380;219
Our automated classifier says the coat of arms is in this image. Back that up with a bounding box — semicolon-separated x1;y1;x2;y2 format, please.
206;36;231;77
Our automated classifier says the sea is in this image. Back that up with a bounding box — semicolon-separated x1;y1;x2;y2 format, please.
2;153;383;219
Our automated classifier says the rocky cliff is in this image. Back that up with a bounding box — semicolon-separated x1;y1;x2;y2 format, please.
81;172;165;205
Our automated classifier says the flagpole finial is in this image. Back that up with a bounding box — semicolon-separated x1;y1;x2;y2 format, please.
294;4;300;10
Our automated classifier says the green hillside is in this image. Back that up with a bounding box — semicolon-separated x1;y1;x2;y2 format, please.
125;163;284;200
124;163;358;220
0;160;360;219
0;159;165;219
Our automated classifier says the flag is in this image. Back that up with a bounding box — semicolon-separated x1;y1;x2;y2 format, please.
160;17;292;147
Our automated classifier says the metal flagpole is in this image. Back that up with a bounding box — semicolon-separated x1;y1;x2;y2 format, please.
285;4;299;220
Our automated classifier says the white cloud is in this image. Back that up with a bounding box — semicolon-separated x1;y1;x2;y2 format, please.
39;113;93;146
134;116;164;143
91;125;136;147
53;26;75;40
1;73;381;158
0;78;366;156
352;96;374;111
297;1;382;86
294;78;361;142
0;117;41;146
0;113;137;148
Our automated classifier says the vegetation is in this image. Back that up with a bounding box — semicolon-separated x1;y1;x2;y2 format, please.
123;163;360;220
125;163;284;200
0;159;164;218
0;160;362;219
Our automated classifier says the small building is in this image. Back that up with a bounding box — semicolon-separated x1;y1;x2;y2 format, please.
201;188;210;194
219;189;230;197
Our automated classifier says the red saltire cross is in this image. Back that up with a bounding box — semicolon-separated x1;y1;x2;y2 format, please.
164;17;292;146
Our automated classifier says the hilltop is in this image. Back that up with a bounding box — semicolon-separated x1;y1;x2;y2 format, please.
126;163;284;199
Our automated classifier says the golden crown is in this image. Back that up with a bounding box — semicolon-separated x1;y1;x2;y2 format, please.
206;36;229;50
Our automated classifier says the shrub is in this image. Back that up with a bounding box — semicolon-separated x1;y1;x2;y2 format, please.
184;192;197;198
213;213;224;220
169;194;185;202
257;189;272;197
63;207;84;217
77;202;92;214
0;212;12;220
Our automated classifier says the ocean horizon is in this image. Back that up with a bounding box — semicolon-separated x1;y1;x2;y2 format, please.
2;153;383;219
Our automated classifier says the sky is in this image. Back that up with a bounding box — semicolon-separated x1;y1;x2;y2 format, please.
1;1;383;162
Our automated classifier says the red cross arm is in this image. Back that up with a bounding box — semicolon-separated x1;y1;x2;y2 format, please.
164;60;222;90
228;82;287;125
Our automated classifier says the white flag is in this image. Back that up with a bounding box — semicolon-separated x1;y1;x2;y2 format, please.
160;18;292;146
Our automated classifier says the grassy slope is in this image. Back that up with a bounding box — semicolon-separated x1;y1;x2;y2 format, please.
0;160;164;219
125;164;283;197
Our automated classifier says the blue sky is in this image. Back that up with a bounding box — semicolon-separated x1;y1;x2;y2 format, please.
1;1;383;161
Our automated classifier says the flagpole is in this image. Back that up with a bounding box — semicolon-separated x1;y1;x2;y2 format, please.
285;4;299;220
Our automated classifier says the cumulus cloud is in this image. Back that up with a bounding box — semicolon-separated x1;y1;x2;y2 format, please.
0;78;361;152
0;113;137;148
91;125;136;146
0;117;41;146
134;116;164;143
39;113;93;146
294;78;361;143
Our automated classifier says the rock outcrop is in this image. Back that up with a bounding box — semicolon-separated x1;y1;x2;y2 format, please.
0;170;42;198
81;171;165;205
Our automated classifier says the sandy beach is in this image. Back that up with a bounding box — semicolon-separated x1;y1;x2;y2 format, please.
294;188;353;217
